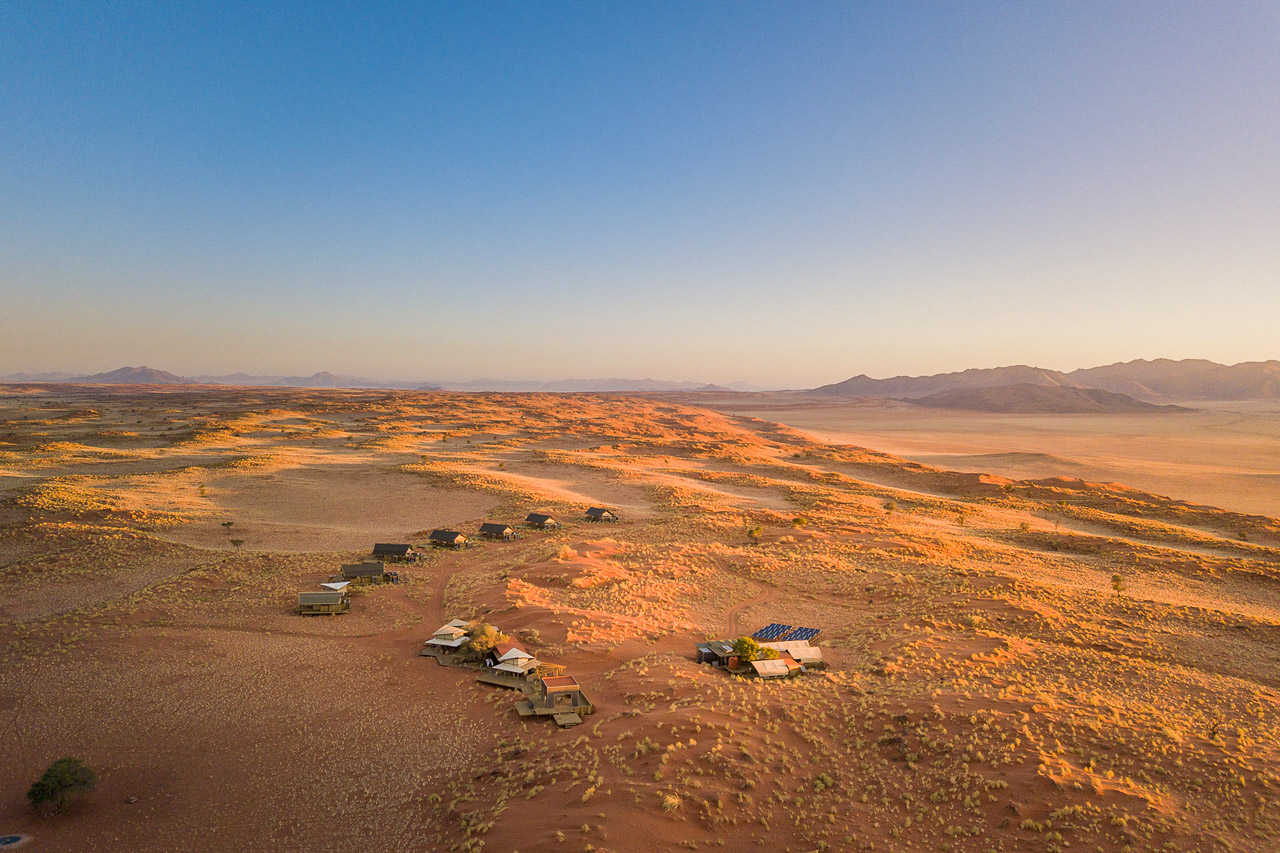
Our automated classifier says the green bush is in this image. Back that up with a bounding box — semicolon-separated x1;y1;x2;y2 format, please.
27;757;96;814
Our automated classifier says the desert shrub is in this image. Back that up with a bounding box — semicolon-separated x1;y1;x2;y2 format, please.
27;757;96;814
731;637;779;663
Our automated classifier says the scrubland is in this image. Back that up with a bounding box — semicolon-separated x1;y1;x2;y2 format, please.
0;384;1277;851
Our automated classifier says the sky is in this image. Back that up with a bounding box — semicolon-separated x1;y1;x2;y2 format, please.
2;2;1278;388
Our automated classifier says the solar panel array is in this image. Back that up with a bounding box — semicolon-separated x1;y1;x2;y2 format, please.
750;624;822;642
752;623;793;640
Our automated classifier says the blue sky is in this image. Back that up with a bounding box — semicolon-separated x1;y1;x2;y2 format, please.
2;2;1277;386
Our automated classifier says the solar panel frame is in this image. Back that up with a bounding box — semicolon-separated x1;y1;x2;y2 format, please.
783;626;821;642
752;623;793;640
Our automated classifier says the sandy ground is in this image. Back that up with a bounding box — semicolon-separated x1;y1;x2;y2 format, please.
699;394;1280;518
1;385;1278;852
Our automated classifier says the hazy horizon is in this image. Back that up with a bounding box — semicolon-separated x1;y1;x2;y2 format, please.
4;3;1278;387
6;354;1280;393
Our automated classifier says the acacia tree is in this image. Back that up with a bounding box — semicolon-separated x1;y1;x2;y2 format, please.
27;757;96;814
746;526;763;545
459;622;511;664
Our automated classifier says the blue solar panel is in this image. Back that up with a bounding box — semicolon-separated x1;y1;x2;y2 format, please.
784;627;821;642
752;623;793;640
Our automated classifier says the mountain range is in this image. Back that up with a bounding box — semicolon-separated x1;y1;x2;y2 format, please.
3;359;1278;403
812;358;1280;403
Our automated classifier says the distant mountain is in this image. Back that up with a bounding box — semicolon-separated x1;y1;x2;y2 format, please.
906;383;1182;414
70;366;189;384
274;371;381;388
811;365;1083;399
1068;359;1280;401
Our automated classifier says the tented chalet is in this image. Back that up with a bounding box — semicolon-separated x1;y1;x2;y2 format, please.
487;641;538;675
525;513;559;529
539;675;589;711
424;619;471;652
341;562;394;585
429;529;468;549
584;507;618;522
479;523;516;541
515;674;595;727
372;543;417;562
298;590;350;616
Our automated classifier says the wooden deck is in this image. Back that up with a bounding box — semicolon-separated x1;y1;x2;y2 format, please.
417;647;471;668
476;672;534;691
514;694;595;727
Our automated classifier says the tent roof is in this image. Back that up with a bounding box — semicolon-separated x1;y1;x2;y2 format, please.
494;659;541;673
760;640;823;664
751;659;792;677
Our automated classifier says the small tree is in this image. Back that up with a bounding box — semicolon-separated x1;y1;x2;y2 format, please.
1111;573;1125;597
459;622;511;664
230;539;244;550
27;757;96;814
746;526;763;546
220;520;234;533
731;636;779;664
883;501;896;515
791;517;807;529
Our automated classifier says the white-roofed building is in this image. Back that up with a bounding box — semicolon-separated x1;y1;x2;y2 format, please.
759;640;824;666
425;622;470;650
750;658;801;678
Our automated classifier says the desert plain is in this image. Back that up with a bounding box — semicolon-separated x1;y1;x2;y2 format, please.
1;384;1278;852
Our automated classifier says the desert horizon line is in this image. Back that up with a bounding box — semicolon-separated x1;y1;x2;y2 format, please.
3;354;1278;393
